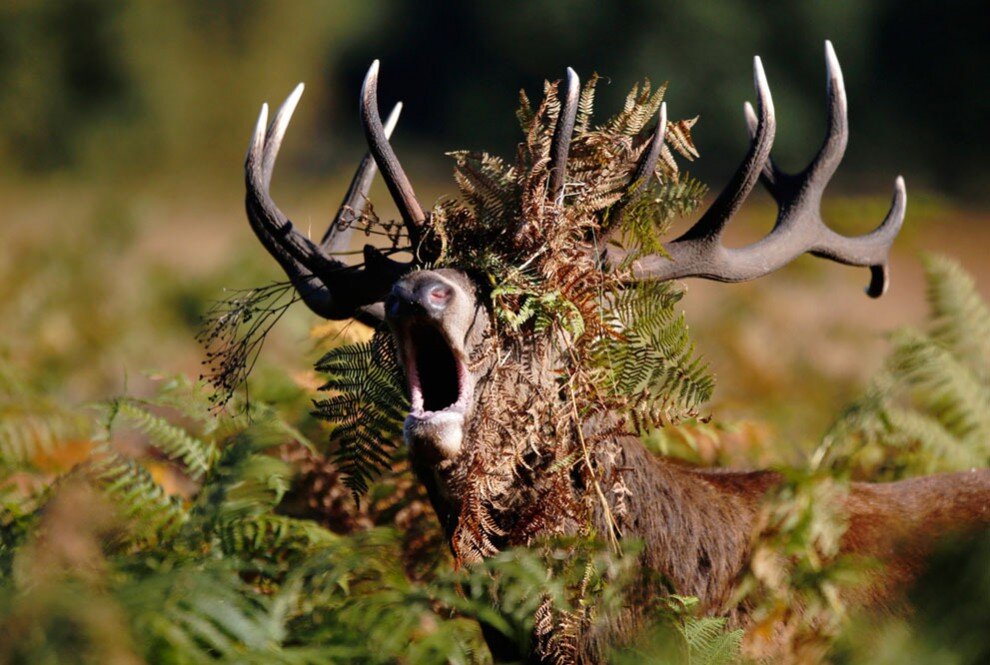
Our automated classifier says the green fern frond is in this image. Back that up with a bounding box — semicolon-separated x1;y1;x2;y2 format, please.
922;253;990;379
882;405;985;472
120;563;286;661
0;407;91;468
216;514;337;559
0;356;92;467
592;282;713;426
313;330;408;497
113;401;216;479
192;428;293;528
606;174;707;256
679;616;744;665
818;255;990;477
887;328;990;447
84;444;187;542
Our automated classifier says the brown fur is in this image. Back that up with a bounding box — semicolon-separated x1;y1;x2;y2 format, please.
571;437;990;661
841;470;990;608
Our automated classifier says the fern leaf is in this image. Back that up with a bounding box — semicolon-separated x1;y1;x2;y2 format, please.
887;328;990;448
84;444;187;542
592;282;713;426
217;514;337;559
679;616;744;665
314;330;408;497
115;401;216;479
922;253;990;379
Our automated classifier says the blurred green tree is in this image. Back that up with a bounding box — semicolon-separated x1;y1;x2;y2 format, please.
0;0;985;198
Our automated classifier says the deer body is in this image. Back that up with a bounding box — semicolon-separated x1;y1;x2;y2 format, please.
239;42;990;662
591;442;990;609
405;360;990;659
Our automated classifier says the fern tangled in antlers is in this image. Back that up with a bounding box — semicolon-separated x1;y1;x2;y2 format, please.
321;75;714;567
201;73;713;510
434;73;711;422
425;75;712;505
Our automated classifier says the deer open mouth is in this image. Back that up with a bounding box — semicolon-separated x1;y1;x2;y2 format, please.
401;322;471;421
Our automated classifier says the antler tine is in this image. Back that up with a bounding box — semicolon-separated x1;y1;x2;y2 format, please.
548;67;580;202
246;84;335;278
360;61;427;242
599;102;667;245
245;84;409;321
743;40;847;203
629;101;668;193
604;43;907;299
812;175;906;297
678;56;776;243
322;102;402;253
811;41;849;186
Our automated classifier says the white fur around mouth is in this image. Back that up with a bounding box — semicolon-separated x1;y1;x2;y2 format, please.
401;322;472;422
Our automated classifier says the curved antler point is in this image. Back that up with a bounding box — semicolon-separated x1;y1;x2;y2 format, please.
752;57;775;121
383;102;402;137
888;176;908;223
564;67;580;96
891;175;907;211
247;103;269;161
269;85;304;152
359;58;426;229
286;83;304;105
824;41;846;100
743;100;758;137
547;66;581;200
361;62;380;105
255;103;269;133
865;264;889;299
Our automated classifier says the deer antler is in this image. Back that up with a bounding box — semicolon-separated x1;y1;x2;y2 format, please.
321;103;402;253
360;61;429;246
603;41;906;297
600;101;669;243
548;67;580;202
245;83;409;321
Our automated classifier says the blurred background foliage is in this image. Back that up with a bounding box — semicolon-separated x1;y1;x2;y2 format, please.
0;2;988;662
1;0;987;197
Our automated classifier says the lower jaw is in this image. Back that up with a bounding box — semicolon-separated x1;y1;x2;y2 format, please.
404;411;465;460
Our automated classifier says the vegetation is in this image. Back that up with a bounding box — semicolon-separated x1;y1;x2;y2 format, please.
1;2;986;198
3;211;989;665
1;4;987;661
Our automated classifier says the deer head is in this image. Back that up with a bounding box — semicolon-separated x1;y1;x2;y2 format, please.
244;42;906;552
384;267;489;461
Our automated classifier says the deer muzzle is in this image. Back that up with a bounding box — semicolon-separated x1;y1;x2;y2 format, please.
386;272;477;459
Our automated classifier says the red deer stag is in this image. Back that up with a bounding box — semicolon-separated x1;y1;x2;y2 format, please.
241;42;990;661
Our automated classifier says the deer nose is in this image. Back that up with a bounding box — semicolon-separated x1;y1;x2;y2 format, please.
387;277;453;319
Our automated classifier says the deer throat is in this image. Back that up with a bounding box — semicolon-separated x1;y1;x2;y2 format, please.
399;321;473;459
